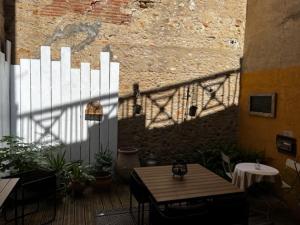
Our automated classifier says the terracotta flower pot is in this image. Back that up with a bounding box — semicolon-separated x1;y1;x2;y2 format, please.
115;147;140;181
93;172;112;191
68;181;85;197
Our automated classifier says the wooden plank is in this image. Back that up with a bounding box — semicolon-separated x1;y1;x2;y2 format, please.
61;47;72;160
99;52;110;151
74;198;85;225
0;52;5;139
4;42;11;137
23;204;36;225
3;61;10;137
95;189;104;212
109;187;123;209
151;181;240;194
71;68;81;161
20;59;31;143
3;41;11;137
116;184;132;208
8;183;137;224
51;61;61;145
80;63;91;164
134;164;243;203
51;197;65;225
89;69;100;164
41;46;52;144
0;178;19;207
30;59;42;142
37;201;50;225
100;191;113;210
10;65;21;137
63;197;75;225
84;193;95;225
108;62;119;160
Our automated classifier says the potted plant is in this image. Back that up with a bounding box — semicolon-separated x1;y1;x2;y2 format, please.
92;146;113;191
0;136;45;178
67;162;95;197
43;147;69;199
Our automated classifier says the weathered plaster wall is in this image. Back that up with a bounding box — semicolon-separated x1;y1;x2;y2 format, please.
239;0;300;215
4;0;246;161
0;0;5;47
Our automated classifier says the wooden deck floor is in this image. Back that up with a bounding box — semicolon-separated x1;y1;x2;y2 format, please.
2;183;136;225
1;183;298;225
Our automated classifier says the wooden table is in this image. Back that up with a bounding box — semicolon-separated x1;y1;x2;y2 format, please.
0;178;19;225
0;178;19;207
134;164;243;204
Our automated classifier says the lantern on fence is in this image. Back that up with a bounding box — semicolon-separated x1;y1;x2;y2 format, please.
189;84;198;117
85;101;103;121
133;83;142;115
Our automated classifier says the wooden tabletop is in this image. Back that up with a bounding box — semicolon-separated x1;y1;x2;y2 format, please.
134;164;243;204
0;178;19;207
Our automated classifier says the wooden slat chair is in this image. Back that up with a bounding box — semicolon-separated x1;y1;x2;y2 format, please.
149;198;210;225
208;195;249;225
3;170;57;225
281;158;300;191
221;152;233;180
149;195;248;225
249;159;300;223
129;172;149;225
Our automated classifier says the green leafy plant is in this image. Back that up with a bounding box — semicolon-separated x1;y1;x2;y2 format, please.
93;145;113;175
195;144;265;177
0;136;45;177
67;162;95;184
44;147;67;172
43;147;70;191
65;161;94;196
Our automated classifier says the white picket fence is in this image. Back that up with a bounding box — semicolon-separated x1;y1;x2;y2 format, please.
0;41;120;164
0;41;11;141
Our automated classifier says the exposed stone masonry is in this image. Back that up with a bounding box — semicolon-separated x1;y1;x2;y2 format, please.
4;0;247;162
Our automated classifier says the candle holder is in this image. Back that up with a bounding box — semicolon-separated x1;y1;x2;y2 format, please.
172;160;188;179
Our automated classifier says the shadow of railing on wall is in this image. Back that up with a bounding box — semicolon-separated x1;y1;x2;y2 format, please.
118;69;240;163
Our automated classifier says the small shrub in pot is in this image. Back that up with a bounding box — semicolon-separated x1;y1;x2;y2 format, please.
66;162;95;197
92;146;113;191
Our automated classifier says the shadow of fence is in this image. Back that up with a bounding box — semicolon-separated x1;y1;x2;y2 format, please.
118;69;240;163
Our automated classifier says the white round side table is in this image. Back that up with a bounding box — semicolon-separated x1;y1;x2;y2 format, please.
232;162;279;191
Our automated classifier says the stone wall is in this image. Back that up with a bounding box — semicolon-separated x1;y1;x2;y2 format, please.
4;0;246;162
0;0;5;48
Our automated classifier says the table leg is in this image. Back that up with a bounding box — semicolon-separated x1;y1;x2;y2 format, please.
14;188;18;225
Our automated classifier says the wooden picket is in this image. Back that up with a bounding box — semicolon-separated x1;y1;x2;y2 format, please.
0;41;120;163
0;41;11;147
81;63;91;163
31;59;42;142
41;46;52;144
100;52;110;154
90;69;101;164
70;68;81;161
109;62;120;159
60;47;72;160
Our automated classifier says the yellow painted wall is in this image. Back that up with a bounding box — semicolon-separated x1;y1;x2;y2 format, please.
239;0;300;215
239;67;300;168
